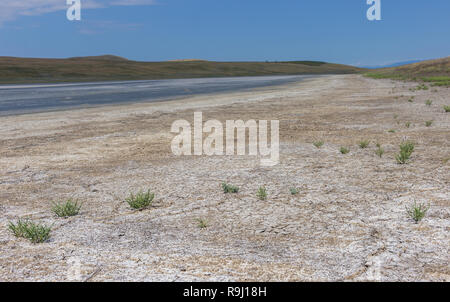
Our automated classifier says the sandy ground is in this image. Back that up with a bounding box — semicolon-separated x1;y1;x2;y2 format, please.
0;75;448;281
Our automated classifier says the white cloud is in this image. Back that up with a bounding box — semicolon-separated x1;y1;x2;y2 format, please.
0;0;156;24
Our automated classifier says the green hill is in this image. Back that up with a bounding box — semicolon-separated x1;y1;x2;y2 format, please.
0;55;363;84
366;57;450;87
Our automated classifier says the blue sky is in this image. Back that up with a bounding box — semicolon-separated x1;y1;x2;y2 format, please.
0;0;449;66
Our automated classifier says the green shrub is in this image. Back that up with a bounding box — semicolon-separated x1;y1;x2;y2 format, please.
444;106;450;113
395;141;415;164
222;182;239;193
388;129;396;133
313;141;324;148
358;140;370;149
425;120;433;127
52;199;81;217
257;186;267;200
406;202;429;223
290;188;299;195
405;122;411;128
340;147;350;154
425;100;432;106
8;219;51;243
125;189;155;210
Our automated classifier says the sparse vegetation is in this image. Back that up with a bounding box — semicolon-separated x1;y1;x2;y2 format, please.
290;188;299;195
388;129;396;133
196;218;208;229
222;182;239;193
422;76;450;87
425;100;432;106
125;189;155;210
340;147;350;154
415;84;429;91
425;120;433;127
52;199;82;217
405;122;411;128
444;106;450;113
375;146;385;158
406;202;430;223
395;141;415;164
8;219;51;243
257;186;267;200
313;141;324;148
358;140;370;149
365;58;450;87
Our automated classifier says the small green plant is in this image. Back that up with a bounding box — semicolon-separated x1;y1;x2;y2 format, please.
313;141;324;148
8;219;51;243
196;218;208;229
257;186;267;200
406;202;430;223
125;189;155;210
393;114;398;119
416;84;429;90
425;120;433;127
405;122;411;128
395;141;415;164
425;100;432;106
52;199;82;217
340;147;350;154
388;129;396;133
408;98;414;103
222;182;239;193
375;147;385;158
358;140;370;149
290;188;299;195
444;106;450;113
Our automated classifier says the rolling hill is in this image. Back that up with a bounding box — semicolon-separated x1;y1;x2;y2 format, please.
366;56;450;87
0;55;363;84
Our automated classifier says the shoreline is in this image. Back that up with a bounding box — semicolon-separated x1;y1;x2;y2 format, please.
0;75;319;117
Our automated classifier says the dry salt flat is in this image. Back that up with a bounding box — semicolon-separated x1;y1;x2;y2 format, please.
0;75;448;281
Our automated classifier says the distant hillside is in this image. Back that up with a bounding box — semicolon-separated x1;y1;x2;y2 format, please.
0;55;363;84
362;60;424;69
366;57;450;87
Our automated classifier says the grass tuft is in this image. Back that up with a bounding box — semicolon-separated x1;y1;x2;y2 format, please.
8;219;51;243
196;218;208;229
52;199;81;217
222;182;239;194
290;188;299;195
406;202;429;223
395;141;415;164
425;100;432;106
444;106;450;113
375;146;385;158
425;120;433;127
313;141;324;149
358;140;370;149
125;189;155;210
257;186;267;200
340;147;350;154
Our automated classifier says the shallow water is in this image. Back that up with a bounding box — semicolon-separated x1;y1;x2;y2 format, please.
0;75;316;116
